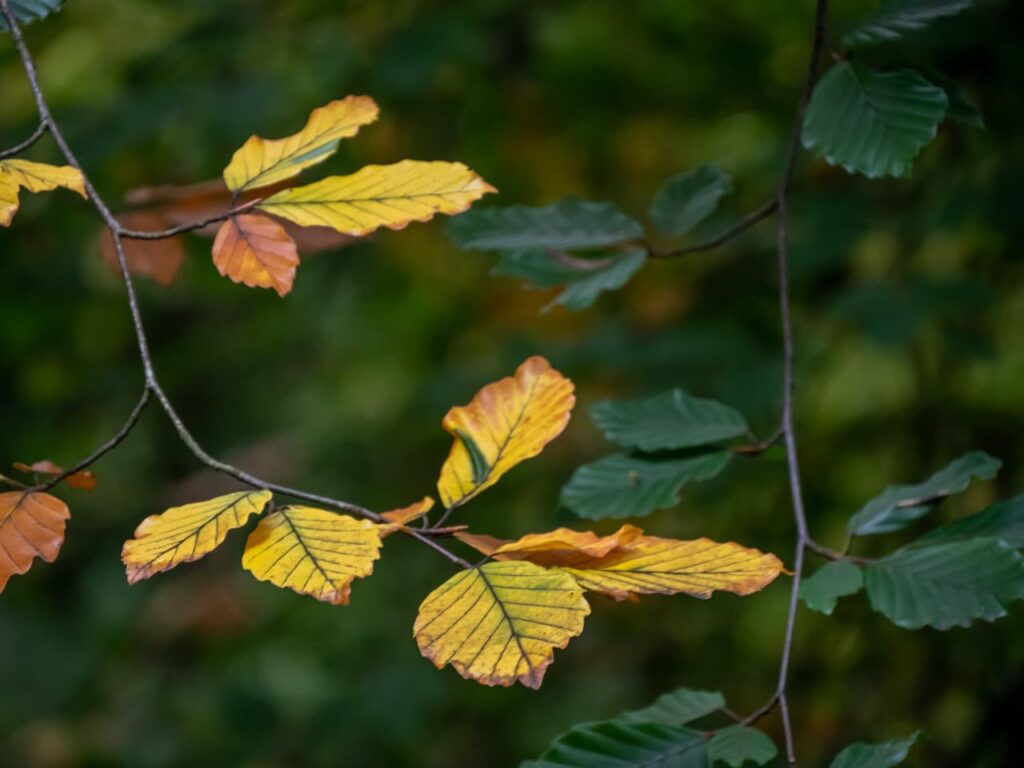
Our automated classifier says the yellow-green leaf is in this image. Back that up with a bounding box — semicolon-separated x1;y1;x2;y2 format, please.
258;160;495;237
414;560;589;689
436;356;575;510
223;95;379;192
242;506;382;605
121;490;271;584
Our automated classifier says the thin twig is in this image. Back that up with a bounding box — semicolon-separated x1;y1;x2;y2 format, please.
731;426;785;456
648;199;778;259
119;198;261;240
0;120;47;160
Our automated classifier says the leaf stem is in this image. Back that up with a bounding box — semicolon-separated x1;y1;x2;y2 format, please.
0;120;48;160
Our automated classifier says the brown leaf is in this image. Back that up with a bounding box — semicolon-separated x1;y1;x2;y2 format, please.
13;461;97;492
0;491;70;592
212;214;300;297
99;212;185;286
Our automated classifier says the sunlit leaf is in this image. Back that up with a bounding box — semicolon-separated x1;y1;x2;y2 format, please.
0;491;69;593
828;733;919;768
847;451;1000;536
436;356;575;509
618;687;725;725
561;451;731;520
259;160;495;237
802;63;947;178
223;95;380;192
100;212;186;286
799;560;864;616
525;720;710;767
242;506;381;605
12;460;96;491
378;496;435;537
448;198;645;251
212;213;300;297
0;0;62;31
121;490;271;584
708;725;778;767
648;165;732;237
864;538;1024;629
0;172;19;226
0;159;85;225
492;247;647;312
414;560;589;689
843;1;974;48
915;496;1024;548
590;389;748;452
455;526;640;563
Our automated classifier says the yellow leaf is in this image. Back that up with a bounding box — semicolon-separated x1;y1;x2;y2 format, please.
378;496;435;537
0;159;86;197
258;160;496;237
223;95;380;192
212;213;300;297
414;560;589;689
0;491;70;593
436;356;575;510
242;506;382;605
459;525;784;602
121;490;271;584
0;173;18;227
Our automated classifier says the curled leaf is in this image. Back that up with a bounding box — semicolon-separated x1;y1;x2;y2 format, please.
122;490;271;584
437;356;575;510
378;496;435;537
0;173;18;226
242;506;382;605
212;213;300;297
0;491;70;592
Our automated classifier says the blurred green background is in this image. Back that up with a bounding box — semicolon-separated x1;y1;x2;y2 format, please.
2;0;1022;765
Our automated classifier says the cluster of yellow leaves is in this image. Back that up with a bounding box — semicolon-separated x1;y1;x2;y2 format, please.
0;159;85;227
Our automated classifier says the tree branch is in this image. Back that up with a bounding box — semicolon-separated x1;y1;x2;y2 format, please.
0;120;47;160
648;199;778;259
118;198;261;240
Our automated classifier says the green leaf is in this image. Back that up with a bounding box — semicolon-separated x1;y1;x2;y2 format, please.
828;733;919;768
590;389;748;452
915;496;1024;548
561;451;731;520
648;166;732;237
0;0;62;31
708;726;777;767
448;198;645;251
864;538;1024;629
492;247;647;311
525;720;710;768
843;1;975;48
847;451;1000;536
799;560;864;616
619;688;726;726
801;63;948;178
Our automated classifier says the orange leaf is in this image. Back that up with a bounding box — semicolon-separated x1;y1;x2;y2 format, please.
12;460;97;492
99;212;185;286
212;214;299;297
0;491;70;592
455;525;643;565
378;496;435;537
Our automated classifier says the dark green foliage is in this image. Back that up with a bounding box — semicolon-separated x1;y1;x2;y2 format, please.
707;726;777;767
523;720;710;768
617;687;725;726
828;733;919;767
799;560;864;616
648;166;732;238
0;0;62;31
842;1;975;48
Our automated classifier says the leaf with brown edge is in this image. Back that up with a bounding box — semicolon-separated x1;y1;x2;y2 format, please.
223;95;380;192
378;496;435;538
242;506;382;605
0;159;86;198
258;160;495;237
122;490;271;584
13;460;96;491
436;356;575;510
100;212;185;286
212;214;299;297
414;560;589;689
458;525;784;602
0;491;70;593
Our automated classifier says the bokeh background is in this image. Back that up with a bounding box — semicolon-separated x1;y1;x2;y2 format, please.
2;1;1022;765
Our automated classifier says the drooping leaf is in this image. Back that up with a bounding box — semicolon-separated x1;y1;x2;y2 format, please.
223;95;379;192
414;560;589;689
0;159;85;225
436;356;575;509
0;491;70;593
121;490;271;584
590;389;748;452
828;733;919;768
843;0;975;48
799;560;864;615
12;460;96;491
0;0;63;32
801;63;948;178
378;496;435;537
864;538;1024;629
618;687;726;726
448;198;645;251
492;247;647;312
847;450;1000;536
258;160;495;236
212;213;300;297
100;212;186;286
0;173;18;226
915;496;1024;548
648;165;732;237
708;726;778;767
526;720;710;768
561;451;731;520
456;525;639;563
242;506;382;605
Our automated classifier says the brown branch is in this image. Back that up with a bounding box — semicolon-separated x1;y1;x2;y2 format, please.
0;120;47;160
0;0;471;572
648;199;778;259
118;198;262;240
